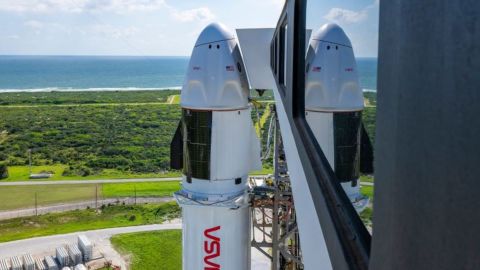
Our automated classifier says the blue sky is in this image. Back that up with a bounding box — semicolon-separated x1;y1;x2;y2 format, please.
0;0;379;57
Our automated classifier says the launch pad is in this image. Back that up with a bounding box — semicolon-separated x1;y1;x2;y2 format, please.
250;107;303;269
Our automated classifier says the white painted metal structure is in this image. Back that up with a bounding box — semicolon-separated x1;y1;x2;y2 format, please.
175;23;261;270
181;22;250;110
305;24;368;210
237;27;334;270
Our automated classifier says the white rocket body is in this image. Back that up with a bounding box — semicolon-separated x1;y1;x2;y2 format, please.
305;23;368;211
175;23;261;270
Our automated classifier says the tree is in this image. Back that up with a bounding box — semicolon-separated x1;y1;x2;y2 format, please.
0;163;8;179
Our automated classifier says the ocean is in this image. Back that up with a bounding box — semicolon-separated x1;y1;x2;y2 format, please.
0;56;377;92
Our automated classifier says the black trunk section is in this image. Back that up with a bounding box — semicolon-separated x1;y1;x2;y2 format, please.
170;120;183;170
182;109;212;180
334;112;361;183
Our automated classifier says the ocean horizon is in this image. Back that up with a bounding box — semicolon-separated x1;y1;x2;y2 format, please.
0;55;377;93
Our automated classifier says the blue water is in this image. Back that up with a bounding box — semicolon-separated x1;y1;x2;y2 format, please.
0;56;377;92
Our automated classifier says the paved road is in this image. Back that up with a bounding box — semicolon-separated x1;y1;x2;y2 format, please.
0;177;182;186
0;223;271;269
0;197;175;221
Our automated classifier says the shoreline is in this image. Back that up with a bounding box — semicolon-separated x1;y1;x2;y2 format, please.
0;87;182;93
0;87;376;93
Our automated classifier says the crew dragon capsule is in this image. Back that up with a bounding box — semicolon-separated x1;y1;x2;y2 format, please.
305;23;374;211
170;23;261;270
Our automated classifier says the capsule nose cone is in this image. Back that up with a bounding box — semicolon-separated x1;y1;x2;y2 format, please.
195;22;235;47
312;23;352;47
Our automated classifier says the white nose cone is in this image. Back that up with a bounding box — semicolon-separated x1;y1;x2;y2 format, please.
311;23;352;48
305;23;363;111
194;22;235;46
181;23;250;110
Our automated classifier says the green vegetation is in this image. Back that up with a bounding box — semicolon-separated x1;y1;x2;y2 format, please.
255;103;272;136
359;206;373;228
0;90;179;106
103;181;180;198
0;162;8;179
0;181;180;211
361;185;374;201
0;90;375;180
360;175;374;183
0;202;180;243
2;165;179;181
111;230;182;270
0;90;276;180
168;95;181;104
0;104;181;175
360;185;374;228
362;106;376;145
364;92;377;106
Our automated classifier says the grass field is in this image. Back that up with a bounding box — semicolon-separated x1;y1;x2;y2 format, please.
111;230;182;270
103;181;181;198
2;165;181;181
360;184;374;227
360;185;374;200
360;175;374;183
0;181;181;211
168;95;181;104
0;202;180;243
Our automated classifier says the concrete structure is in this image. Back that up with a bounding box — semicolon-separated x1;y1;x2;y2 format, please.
67;245;82;265
73;265;87;270
371;0;480;269
10;256;22;270
44;256;58;270
35;258;47;270
0;259;9;270
22;254;35;270
55;247;69;268
77;235;92;262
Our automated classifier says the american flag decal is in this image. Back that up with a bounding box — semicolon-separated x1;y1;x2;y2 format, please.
226;65;235;71
312;66;321;72
345;68;354;72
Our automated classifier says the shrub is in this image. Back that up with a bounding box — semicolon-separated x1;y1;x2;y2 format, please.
0;163;8;179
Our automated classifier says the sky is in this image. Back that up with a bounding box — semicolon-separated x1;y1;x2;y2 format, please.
0;0;379;57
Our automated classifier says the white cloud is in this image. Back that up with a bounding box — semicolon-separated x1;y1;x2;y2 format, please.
92;24;139;39
24;20;44;29
267;0;285;8
324;8;367;24
171;7;215;23
0;0;166;13
5;35;20;40
324;0;378;24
